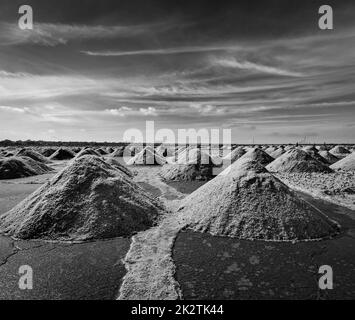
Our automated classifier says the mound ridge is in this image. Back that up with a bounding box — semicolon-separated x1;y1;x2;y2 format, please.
237;148;274;167
16;148;50;163
49;148;75;160
0;155;162;240
178;159;338;241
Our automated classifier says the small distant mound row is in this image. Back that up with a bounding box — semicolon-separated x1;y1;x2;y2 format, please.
0;157;53;179
49;148;75;160
178;158;339;241
330;152;355;171
266;149;332;173
0;155;162;241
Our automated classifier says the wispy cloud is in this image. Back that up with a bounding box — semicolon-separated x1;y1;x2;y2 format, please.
211;57;304;77
0;21;174;46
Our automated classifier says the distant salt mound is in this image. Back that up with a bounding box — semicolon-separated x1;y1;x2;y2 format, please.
266;149;332;173
319;151;339;165
329;145;350;158
104;157;134;178
127;146;167;165
106;147;114;154
269;147;285;159
303;145;318;153
330;153;355;171
41;147;57;157
16;148;50;163
265;146;276;155
223;146;246;163
178;159;338;241
0;156;53;180
237;148;274;167
317;145;328;151
177;148;213;165
75;148;101;158
110;147;125;157
96;148;108;155
0;155;161;240
49;148;75;160
160;163;213;181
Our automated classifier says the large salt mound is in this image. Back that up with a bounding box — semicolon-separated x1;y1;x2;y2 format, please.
16;148;50;163
319;151;339;165
127;146;167;165
177;148;213;165
330;153;355;171
266;149;332;173
49;148;75;160
237;148;274;167
0;157;53;179
0;156;161;240
178;160;338;241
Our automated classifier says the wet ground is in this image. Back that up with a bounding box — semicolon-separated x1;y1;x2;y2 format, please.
0;158;355;299
173;193;355;300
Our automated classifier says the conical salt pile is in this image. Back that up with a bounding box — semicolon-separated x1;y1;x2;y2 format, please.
178;159;338;241
41;147;57;157
223;146;246;163
16;148;50;163
329;145;350;158
237;148;274;167
49;148;75;160
303;145;318;153
269;147;285;159
0;156;161;240
177;148;213;165
266;149;332;173
318;151;339;165
75;148;101;158
127;146;167;165
110;147;125;157
330;152;355;171
96;148;108;155
0;157;53;179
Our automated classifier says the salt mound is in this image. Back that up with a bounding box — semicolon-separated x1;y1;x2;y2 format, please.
237;148;274;167
75;148;101;158
0;157;53;179
0;155;161;240
106;147;114;154
266;149;332;173
177;148;213;165
178;160;338;241
110;147;125;157
49;148;75;160
160;163;212;181
96;148;108;155
303;145;318;153
127;146;167;165
269;147;285;159
223;146;246;163
330;153;355;171
329;145;350;156
319;151;339;165
16;148;50;163
104;157;134;177
41;147;57;157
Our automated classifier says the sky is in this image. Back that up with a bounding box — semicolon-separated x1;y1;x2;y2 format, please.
0;0;354;144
